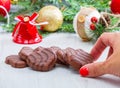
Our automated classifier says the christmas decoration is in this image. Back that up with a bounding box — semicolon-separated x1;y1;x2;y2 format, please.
73;7;101;41
36;5;63;32
2;0;119;40
0;0;11;17
0;5;10;27
12;12;48;44
110;0;120;14
73;6;120;42
91;17;98;23
90;23;96;31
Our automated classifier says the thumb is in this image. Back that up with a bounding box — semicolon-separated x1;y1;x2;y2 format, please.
79;62;108;77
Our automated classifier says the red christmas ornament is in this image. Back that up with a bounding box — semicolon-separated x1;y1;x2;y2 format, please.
90;23;96;30
110;0;120;14
12;13;43;44
91;17;98;23
0;0;11;17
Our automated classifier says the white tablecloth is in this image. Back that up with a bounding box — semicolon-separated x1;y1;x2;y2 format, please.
0;33;120;88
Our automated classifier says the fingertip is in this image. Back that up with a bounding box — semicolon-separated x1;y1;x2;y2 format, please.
79;67;89;77
80;62;106;77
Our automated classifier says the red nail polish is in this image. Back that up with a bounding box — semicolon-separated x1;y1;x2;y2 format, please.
79;67;89;77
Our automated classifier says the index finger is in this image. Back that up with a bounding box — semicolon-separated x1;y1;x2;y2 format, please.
90;33;115;60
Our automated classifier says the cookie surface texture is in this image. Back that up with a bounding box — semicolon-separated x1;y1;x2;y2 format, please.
5;55;27;68
27;48;56;71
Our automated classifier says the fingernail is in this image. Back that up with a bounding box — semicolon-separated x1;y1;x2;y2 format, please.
79;67;89;77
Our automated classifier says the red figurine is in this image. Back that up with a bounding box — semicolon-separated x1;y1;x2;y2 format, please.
12;12;48;44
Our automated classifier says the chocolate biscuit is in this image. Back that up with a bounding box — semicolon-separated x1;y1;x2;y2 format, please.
5;46;94;72
34;46;44;52
56;48;69;65
5;55;27;68
19;47;33;61
67;49;94;70
50;46;65;65
65;47;77;63
27;48;56;71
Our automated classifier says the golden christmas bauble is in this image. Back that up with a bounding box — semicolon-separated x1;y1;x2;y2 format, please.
36;5;63;32
10;0;18;4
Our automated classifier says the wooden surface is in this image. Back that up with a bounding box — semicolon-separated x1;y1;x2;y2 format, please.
0;33;120;88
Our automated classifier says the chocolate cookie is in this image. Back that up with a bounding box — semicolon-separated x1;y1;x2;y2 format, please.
5;55;27;68
76;49;93;63
19;47;33;61
5;46;94;72
65;47;77;63
34;46;44;52
50;46;64;65
67;49;93;70
56;48;69;66
27;48;56;71
50;46;60;54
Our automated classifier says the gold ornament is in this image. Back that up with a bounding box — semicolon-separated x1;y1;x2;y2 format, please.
36;5;63;32
10;0;18;4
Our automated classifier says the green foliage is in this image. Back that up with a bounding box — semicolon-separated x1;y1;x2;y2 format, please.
59;22;75;33
93;24;106;39
106;17;120;32
0;0;112;37
92;16;120;39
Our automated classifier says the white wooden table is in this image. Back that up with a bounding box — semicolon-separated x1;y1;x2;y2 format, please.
0;33;120;88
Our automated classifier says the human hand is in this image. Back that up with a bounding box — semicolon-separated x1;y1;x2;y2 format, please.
79;32;120;77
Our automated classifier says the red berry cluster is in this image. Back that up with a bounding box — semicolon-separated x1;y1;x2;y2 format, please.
90;17;98;30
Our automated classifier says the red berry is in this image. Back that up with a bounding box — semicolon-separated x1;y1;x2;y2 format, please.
90;23;96;30
91;17;98;23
